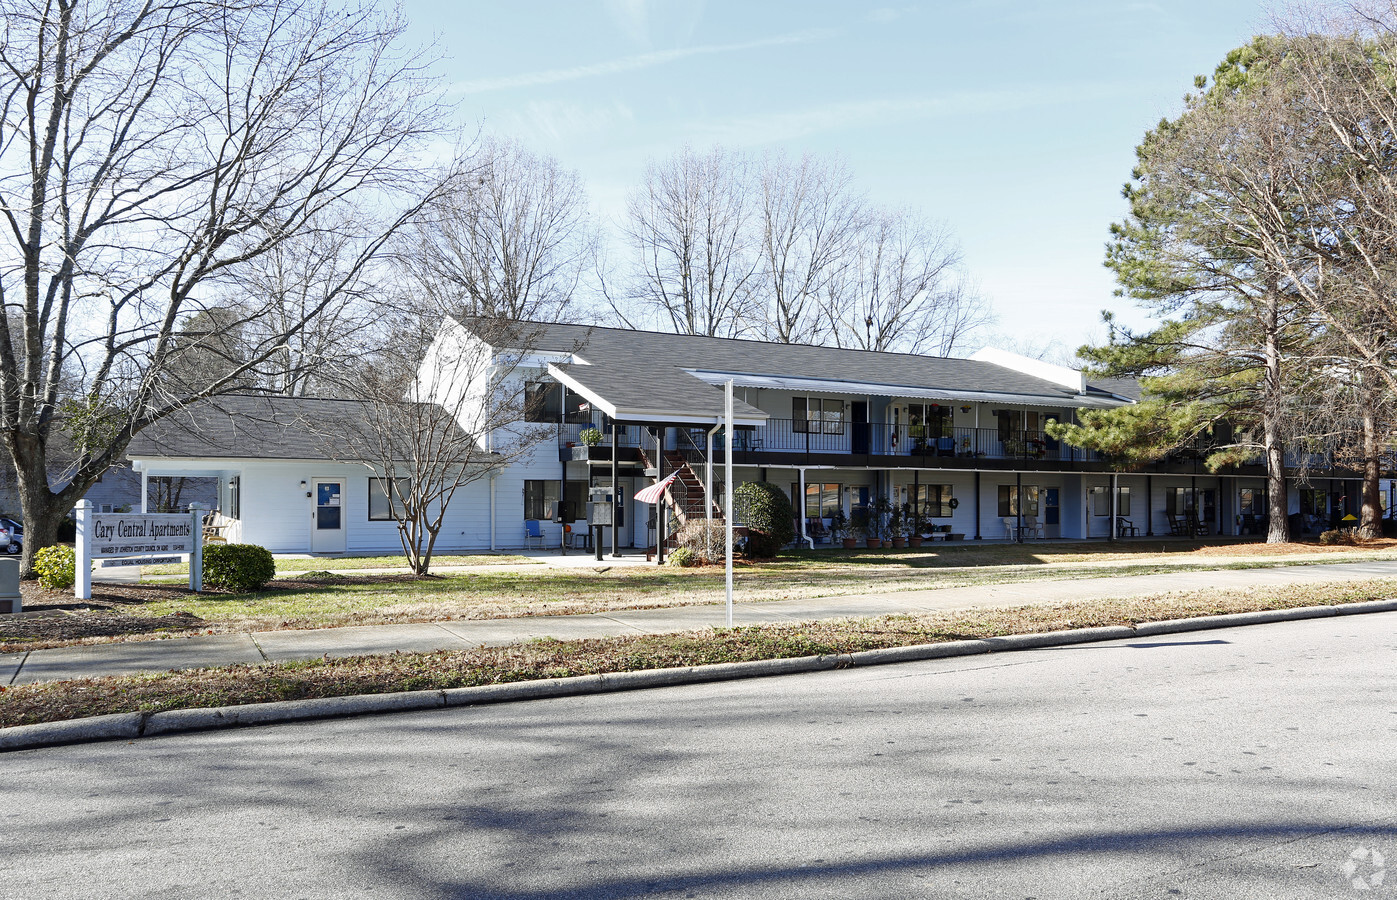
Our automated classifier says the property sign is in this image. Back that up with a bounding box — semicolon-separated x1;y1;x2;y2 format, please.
74;501;204;600
89;513;195;558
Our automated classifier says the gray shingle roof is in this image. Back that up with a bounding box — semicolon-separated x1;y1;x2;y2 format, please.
128;396;386;460
465;319;1130;419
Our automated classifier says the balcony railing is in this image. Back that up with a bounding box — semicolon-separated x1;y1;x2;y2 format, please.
558;423;649;449
732;420;1101;464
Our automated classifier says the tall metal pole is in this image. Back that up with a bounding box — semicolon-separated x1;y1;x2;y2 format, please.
656;427;666;566
610;416;619;557
725;380;734;627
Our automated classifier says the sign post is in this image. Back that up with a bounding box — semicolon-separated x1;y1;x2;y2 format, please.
75;501;204;600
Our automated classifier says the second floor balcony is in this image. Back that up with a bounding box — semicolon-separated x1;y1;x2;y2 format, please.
723;419;1102;466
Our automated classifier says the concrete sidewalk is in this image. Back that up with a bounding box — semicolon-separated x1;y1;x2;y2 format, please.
6;560;1397;686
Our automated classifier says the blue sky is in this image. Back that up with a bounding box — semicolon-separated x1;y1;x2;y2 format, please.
400;0;1271;357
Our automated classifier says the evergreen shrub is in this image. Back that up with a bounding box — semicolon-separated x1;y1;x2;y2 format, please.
34;545;75;591
203;543;276;592
733;481;794;558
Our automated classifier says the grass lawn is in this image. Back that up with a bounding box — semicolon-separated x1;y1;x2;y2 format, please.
7;539;1396;650
143;553;536;576
3;576;1394;729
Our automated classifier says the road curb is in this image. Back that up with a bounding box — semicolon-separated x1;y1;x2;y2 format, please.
4;598;1397;752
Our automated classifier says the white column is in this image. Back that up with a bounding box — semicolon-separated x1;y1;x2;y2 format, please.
725;380;734;627
798;467;807;546
74;499;92;601
189;502;205;593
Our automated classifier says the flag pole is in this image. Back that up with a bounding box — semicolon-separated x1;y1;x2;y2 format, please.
725;379;734;627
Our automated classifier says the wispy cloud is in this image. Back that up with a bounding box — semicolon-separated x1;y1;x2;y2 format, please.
686;82;1138;147
449;28;837;95
495;100;637;145
868;6;917;24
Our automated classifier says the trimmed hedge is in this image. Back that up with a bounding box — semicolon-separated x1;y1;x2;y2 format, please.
203;543;276;592
34;545;75;591
733;481;794;558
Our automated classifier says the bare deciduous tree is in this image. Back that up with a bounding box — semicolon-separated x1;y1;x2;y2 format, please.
616;145;758;337
0;0;454;572
755;151;865;345
332;315;554;575
235;222;383;398
403;135;594;323
822;208;992;355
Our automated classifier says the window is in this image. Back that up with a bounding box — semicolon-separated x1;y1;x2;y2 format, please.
1165;487;1194;515
996;409;1045;441
524;480;587;520
907;404;952;439
792;397;845;434
1090;485;1131;516
1239;488;1266;516
524;480;559;520
792;482;841;518
563;392;592;425
525;381;561;423
997;485;1039;517
525;380;590;425
915;484;955;518
1301;489;1329;517
369;477;409;521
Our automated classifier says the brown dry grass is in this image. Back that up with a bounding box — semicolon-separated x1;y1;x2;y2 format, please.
2;576;1392;729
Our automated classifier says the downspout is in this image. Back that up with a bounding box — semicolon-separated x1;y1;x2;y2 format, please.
798;467;813;549
489;472;497;552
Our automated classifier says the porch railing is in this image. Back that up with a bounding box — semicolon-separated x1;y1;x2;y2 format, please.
719;420;1103;464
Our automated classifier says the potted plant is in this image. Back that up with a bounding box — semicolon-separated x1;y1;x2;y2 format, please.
867;497;893;548
830;509;854;549
903;506;922;547
849;507;873;548
579;427;603;447
887;504;906;549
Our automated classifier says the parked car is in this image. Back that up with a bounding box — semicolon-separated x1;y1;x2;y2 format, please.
0;517;22;555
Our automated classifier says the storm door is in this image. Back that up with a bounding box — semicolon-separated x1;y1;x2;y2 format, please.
311;479;347;553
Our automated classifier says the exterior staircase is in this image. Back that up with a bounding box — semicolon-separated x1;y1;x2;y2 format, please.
638;446;723;549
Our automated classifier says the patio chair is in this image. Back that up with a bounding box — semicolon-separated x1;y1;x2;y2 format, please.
1002;517;1018;540
523;519;545;549
1115;516;1138;537
1023;515;1045;539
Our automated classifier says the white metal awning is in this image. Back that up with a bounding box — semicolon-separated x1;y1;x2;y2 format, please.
681;370;1129;410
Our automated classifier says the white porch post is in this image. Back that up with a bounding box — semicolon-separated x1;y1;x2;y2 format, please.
189;502;205;593
140;468;148;514
74;500;92;601
798;467;807;547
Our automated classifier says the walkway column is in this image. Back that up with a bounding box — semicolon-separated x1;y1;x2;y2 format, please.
1146;475;1154;536
974;471;982;540
610;417;619;557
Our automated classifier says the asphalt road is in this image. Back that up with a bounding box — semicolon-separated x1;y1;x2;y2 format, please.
4;613;1397;899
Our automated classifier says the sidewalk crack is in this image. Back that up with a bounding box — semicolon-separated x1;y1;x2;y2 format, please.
248;634;270;663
